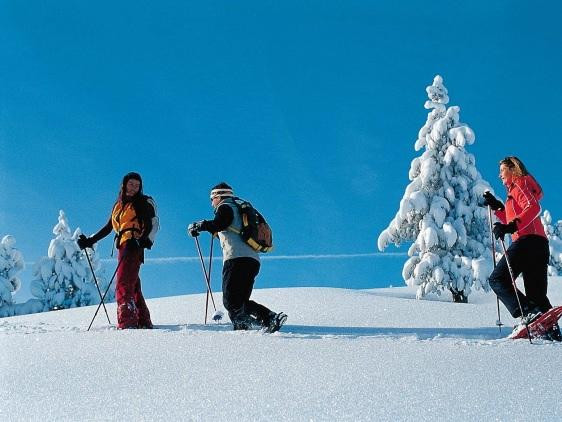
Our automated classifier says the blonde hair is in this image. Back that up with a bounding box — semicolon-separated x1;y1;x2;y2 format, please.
499;156;529;178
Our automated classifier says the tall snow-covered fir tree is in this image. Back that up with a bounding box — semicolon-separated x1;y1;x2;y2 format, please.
542;210;562;276
30;210;113;311
0;235;25;317
378;75;494;301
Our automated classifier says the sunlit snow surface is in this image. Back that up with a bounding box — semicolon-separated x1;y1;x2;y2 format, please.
2;280;562;421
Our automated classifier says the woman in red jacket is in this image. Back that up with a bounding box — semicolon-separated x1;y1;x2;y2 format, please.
484;156;560;340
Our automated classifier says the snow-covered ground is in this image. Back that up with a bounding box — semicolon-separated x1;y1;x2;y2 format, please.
2;279;562;421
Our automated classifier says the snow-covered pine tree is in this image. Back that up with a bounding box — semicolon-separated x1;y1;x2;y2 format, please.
541;210;562;276
30;210;113;311
0;235;25;317
378;75;494;302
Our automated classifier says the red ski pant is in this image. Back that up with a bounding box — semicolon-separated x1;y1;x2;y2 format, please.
116;247;152;329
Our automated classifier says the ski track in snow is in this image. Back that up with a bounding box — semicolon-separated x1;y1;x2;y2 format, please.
2;283;562;421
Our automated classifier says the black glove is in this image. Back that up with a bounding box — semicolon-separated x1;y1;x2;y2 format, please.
139;237;153;250
77;234;95;250
125;238;141;250
188;221;204;237
483;191;504;211
493;221;517;240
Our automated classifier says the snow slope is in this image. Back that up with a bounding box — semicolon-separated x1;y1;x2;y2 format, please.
2;280;562;421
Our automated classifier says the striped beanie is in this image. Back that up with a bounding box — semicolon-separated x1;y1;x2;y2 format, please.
210;183;234;200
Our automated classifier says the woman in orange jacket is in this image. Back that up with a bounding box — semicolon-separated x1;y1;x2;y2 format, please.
78;172;159;329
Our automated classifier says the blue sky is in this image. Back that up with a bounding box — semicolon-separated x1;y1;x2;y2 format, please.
2;1;562;300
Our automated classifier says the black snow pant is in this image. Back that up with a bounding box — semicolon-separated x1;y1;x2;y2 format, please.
222;257;273;327
489;235;552;318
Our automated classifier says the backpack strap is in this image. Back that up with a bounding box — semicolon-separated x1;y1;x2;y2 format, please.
221;198;242;234
226;198;253;235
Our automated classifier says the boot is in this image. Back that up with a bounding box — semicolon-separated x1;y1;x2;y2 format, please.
232;315;258;331
511;310;542;336
117;301;139;329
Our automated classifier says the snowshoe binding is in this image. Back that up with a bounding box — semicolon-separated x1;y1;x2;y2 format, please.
265;312;287;333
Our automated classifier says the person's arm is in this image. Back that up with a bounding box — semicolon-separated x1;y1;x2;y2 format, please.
199;204;234;234
78;216;112;250
90;217;113;243
494;208;507;224
138;197;159;249
510;180;542;231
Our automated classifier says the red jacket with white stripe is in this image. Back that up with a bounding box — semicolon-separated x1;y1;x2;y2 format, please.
495;174;546;242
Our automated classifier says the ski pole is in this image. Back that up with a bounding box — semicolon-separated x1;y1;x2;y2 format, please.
487;206;503;333
204;235;215;324
194;236;217;323
87;255;124;331
499;239;532;343
206;236;223;322
84;248;111;324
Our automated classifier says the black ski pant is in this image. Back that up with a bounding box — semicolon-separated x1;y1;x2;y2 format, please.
489;235;552;318
222;257;272;327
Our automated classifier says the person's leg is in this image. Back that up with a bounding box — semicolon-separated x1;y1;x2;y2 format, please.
488;240;530;318
134;272;153;329
521;236;552;314
222;259;255;328
115;248;142;328
241;259;275;325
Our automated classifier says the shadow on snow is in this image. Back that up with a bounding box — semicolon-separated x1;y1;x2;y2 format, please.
280;325;504;341
175;323;505;341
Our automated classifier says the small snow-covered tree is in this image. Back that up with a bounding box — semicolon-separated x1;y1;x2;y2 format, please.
378;75;494;301
30;210;112;311
542;210;562;276
0;235;25;317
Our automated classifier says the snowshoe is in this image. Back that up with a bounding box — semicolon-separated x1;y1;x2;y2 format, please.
265;312;287;333
510;311;542;337
509;306;562;340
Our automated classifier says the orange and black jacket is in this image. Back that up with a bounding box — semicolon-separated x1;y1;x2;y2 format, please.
89;195;159;250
